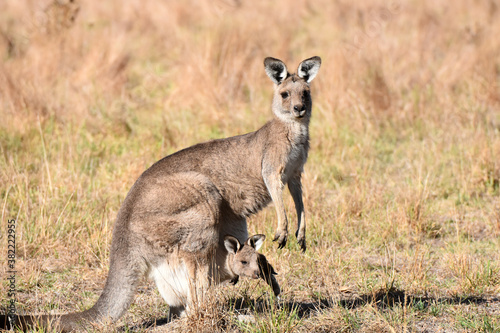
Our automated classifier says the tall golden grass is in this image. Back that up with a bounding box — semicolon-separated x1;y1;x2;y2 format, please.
1;0;499;331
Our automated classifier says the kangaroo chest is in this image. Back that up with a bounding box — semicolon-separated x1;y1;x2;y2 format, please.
282;141;308;181
280;123;309;184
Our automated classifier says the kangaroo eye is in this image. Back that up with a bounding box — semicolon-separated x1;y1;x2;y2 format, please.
280;92;289;99
241;261;248;265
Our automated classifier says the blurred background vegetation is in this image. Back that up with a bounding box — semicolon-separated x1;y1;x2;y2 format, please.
1;0;499;331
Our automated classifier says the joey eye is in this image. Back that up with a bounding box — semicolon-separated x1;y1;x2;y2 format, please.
241;261;248;265
280;92;289;99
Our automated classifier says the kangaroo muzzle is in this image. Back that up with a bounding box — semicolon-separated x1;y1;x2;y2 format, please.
293;104;306;118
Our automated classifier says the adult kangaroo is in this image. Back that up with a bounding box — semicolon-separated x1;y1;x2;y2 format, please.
1;56;320;331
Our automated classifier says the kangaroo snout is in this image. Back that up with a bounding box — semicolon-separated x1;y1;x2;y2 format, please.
293;104;306;118
251;269;260;279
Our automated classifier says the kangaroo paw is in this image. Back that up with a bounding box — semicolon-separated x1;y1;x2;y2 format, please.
298;237;306;252
296;230;306;252
230;276;239;285
273;231;288;249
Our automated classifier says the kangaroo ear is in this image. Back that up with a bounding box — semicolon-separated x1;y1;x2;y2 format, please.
224;235;241;254
246;234;265;251
297;56;321;83
264;57;288;85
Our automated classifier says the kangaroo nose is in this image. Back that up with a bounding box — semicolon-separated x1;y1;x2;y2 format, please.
293;104;306;117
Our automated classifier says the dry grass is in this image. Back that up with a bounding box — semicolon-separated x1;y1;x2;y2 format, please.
1;0;500;331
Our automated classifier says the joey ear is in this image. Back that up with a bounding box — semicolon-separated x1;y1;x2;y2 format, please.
264;57;288;85
224;235;241;255
246;234;266;251
297;56;321;83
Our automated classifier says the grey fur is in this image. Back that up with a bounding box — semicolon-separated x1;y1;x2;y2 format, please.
2;56;321;332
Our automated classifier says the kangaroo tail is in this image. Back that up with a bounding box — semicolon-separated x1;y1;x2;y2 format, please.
0;313;68;332
1;233;147;332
